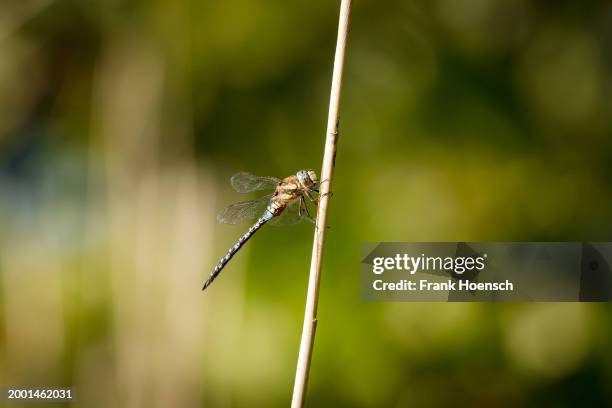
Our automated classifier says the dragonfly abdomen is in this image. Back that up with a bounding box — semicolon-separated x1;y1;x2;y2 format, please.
202;209;274;291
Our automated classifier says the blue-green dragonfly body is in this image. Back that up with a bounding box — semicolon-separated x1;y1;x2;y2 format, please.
203;170;318;291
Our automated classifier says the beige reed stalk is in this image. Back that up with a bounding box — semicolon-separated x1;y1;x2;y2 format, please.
291;0;352;406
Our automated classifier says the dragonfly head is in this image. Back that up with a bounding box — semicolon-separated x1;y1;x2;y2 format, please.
297;169;318;191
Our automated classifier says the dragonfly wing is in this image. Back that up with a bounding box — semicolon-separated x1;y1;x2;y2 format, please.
231;172;280;193
217;195;272;224
269;199;310;226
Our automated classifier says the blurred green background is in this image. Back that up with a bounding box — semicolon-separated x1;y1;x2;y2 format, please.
1;0;612;406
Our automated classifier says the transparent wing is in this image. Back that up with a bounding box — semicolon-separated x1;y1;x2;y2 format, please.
230;172;280;193
269;199;313;226
217;195;272;224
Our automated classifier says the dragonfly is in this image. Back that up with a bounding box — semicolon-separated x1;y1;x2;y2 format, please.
202;169;319;291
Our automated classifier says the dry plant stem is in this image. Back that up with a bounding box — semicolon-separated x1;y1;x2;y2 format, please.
291;0;352;407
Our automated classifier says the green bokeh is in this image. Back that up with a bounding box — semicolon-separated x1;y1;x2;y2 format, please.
1;0;612;407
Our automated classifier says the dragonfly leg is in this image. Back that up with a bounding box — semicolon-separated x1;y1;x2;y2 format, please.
302;196;315;224
304;189;318;205
318;178;331;186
